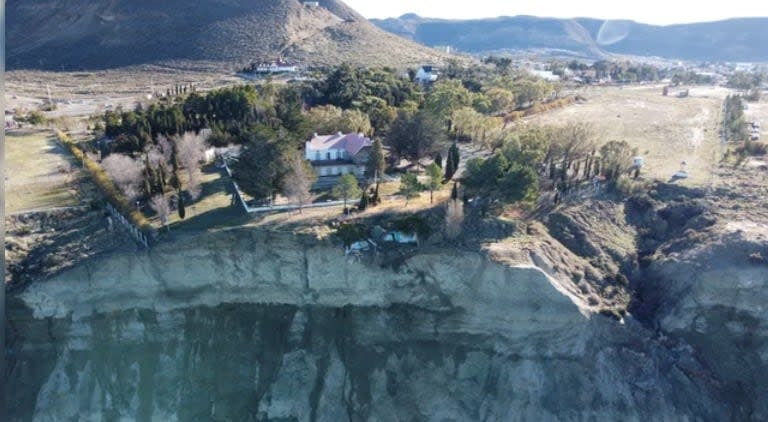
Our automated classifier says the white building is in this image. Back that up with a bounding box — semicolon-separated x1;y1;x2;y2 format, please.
254;57;298;74
415;65;439;84
305;132;373;177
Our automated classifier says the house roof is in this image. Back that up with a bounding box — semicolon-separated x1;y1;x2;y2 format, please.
307;133;372;156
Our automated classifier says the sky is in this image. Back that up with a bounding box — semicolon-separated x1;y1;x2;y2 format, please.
343;0;768;25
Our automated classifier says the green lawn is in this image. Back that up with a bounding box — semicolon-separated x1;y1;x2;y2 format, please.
6;129;84;214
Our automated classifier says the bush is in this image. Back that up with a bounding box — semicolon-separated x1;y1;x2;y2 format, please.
57;130;152;232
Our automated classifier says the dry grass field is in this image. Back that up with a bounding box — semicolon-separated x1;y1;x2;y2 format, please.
6;129;86;214
527;84;730;186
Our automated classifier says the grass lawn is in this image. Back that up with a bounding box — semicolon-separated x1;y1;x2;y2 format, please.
155;165;250;232
6;129;85;214
527;85;729;186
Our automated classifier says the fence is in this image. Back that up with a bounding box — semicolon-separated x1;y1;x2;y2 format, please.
223;164;358;214
106;203;150;249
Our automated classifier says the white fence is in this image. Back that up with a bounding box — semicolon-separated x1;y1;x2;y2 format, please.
223;164;358;214
106;203;150;248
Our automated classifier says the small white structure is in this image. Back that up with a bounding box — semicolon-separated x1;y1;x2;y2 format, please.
381;231;418;245
305;132;373;177
415;65;439;84
303;1;320;7
254;57;298;74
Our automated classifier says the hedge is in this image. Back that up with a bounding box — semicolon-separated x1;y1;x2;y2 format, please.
56;130;153;232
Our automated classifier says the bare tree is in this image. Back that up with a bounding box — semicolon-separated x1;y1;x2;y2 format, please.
283;153;316;213
101;153;144;201
176;131;207;200
149;195;171;230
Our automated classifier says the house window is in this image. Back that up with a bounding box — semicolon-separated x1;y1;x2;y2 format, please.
327;152;331;160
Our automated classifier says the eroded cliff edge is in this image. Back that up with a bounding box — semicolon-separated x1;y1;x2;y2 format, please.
7;224;740;420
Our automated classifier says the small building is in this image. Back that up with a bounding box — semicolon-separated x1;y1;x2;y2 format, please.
305;132;373;178
303;1;320;7
415;65;439;84
254;57;298;74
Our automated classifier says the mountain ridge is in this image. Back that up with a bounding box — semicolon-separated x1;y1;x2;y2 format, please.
371;14;768;62
7;0;445;71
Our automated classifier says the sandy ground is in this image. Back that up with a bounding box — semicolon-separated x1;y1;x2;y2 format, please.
5;129;87;214
6;67;244;119
527;84;730;186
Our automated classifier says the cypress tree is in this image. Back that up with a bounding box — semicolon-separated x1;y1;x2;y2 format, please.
359;190;369;211
450;143;460;168
435;152;443;169
451;182;458;201
445;152;455;181
178;189;186;220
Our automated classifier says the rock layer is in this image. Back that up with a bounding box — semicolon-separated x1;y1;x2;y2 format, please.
8;228;735;420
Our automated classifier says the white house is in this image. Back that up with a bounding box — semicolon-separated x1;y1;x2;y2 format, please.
305;132;373;178
415;65;439;84
255;57;298;74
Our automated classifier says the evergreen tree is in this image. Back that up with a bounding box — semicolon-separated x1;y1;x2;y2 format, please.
178;189;186;220
359;189;369;211
451;182;459;201
426;163;443;204
366;139;386;180
435;152;443;169
445;150;456;181
450;143;461;168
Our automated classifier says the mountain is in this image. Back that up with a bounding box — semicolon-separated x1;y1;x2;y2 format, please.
7;0;445;71
372;14;768;62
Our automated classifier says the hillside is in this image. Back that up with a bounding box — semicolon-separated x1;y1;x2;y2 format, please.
372;14;768;62
7;0;445;71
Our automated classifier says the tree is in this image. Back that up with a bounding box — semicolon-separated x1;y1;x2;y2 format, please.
434;152;443;169
178;189;186;220
398;173;423;206
283;153;316;213
101;153;145;201
600;140;635;181
425;79;473;121
444;143;461;180
366;138;386;180
332;174;362;210
150;195;171;230
451;182;459;200
232;136;290;201
176;131;207;201
386;111;447;166
425;163;443;204
306;105;372;135
358;189;369;211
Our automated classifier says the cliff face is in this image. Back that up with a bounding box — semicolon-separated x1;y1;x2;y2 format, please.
8;229;733;420
641;222;768;419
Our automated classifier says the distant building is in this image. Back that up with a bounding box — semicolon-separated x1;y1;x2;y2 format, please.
305;132;373;178
303;1;320;7
415;65;439;84
253;57;298;74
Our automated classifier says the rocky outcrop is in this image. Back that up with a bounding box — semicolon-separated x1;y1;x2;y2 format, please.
8;228;733;420
640;221;768;420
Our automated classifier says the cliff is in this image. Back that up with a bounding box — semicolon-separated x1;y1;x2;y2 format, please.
7;227;734;420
